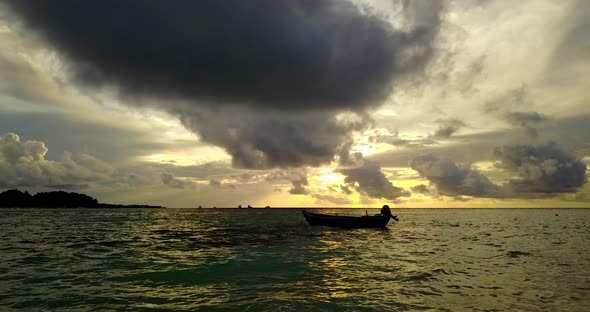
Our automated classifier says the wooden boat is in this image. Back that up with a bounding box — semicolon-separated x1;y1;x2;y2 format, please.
302;209;397;229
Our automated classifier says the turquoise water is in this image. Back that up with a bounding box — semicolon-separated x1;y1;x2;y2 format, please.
1;208;589;311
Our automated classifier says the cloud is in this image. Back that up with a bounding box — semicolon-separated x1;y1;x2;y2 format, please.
263;168;310;194
0;33;74;112
209;178;236;189
161;172;190;189
337;136;362;166
312;193;353;205
0;132;113;189
411;154;502;197
369;129;439;148
209;179;222;188
454;55;487;95
0;111;174;162
432;118;466;138
161;170;237;190
504;111;546;126
338;159;409;200
546;0;590;84
0;26;206;165
179;109;371;169
3;0;442;112
340;184;353;195
265;169;306;182
502;111;547;139
156;162;266;191
494;141;587;193
3;0;444;169
411;184;430;195
371;113;590;169
289;176;309;195
483;84;534;114
409;141;588;197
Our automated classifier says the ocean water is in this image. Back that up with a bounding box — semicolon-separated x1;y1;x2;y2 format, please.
0;208;589;311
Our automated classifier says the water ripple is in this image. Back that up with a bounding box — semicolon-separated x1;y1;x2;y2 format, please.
1;208;589;311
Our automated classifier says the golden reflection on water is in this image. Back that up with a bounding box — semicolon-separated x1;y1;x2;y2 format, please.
315;239;343;253
308;239;356;300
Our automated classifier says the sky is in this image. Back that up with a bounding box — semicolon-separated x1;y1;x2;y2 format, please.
0;0;589;208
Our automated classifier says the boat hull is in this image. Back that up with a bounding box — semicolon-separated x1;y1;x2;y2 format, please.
302;210;391;228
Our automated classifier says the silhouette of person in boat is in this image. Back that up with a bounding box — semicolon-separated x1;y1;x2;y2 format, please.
381;205;399;221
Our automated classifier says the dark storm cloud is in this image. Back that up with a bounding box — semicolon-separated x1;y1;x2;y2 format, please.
340;184;353;195
494;142;587;193
3;0;441;112
411;154;502;197
179;109;370;169
3;0;443;169
289;176;309;195
337;137;363;166
338;160;409;200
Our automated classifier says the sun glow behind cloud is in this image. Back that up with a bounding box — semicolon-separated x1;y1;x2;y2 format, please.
0;0;589;207
316;169;344;184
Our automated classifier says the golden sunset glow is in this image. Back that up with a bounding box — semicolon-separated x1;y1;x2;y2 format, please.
0;0;588;208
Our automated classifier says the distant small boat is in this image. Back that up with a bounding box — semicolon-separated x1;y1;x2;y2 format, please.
302;208;397;229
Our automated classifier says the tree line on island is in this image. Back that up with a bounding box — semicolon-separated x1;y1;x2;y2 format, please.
0;189;163;208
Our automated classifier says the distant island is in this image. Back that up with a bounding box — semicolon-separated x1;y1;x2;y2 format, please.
0;189;164;208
